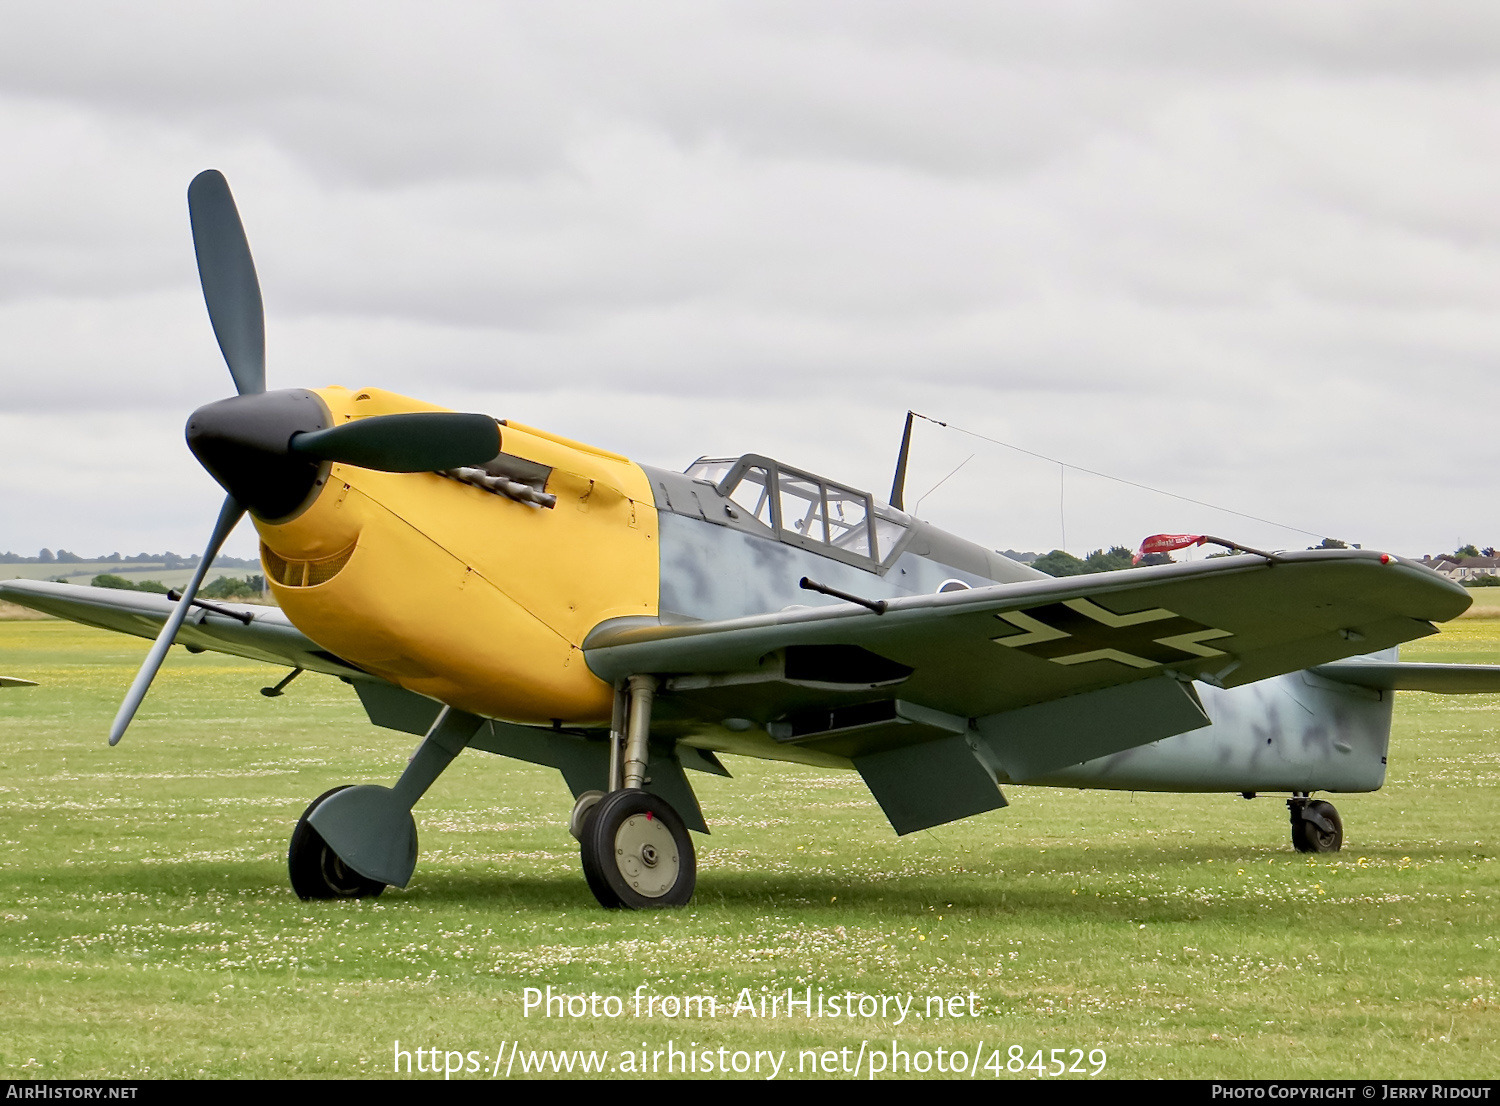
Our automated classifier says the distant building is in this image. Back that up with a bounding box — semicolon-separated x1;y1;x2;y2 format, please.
1418;555;1500;582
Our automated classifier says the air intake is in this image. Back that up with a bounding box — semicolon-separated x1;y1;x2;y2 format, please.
262;542;356;588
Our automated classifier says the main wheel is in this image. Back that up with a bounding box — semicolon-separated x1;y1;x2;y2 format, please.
1291;799;1343;854
289;786;387;900
578;798;622;910
579;789;695;909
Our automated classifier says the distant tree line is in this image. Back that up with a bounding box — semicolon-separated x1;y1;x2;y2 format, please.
1031;546;1139;577
1;550;260;568
91;574;266;598
91;575;171;594
1031;536;1358;577
1027;538;1500;581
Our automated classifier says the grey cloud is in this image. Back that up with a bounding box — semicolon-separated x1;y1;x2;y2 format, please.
2;2;1499;557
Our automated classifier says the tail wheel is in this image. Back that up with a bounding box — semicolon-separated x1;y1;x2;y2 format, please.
289;786;387;899
1291;799;1343;854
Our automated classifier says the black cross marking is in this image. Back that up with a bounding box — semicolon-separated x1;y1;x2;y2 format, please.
992;598;1233;669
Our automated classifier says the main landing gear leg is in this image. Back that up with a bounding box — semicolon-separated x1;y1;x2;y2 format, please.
1288;793;1344;854
289;706;484;899
576;675;696;909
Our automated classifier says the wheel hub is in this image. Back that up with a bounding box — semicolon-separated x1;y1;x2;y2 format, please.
615;813;679;897
321;847;365;896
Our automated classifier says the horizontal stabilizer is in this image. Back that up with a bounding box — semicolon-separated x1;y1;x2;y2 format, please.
1311;660;1500;693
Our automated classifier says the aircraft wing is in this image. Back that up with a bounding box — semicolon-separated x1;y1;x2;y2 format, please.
584;550;1469;804
0;578;720;829
0;579;370;680
585;549;1466;708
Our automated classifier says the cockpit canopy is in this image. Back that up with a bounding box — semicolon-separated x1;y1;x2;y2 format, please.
684;454;910;568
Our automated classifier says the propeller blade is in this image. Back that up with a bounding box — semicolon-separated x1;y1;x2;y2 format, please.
107;496;246;746
188;170;265;396
289;412;500;472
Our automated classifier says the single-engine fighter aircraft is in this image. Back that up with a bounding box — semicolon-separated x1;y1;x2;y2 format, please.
6;171;1500;910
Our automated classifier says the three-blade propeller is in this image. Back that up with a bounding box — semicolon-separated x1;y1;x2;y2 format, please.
108;171;501;745
107;497;245;745
289;412;502;473
187;171;266;397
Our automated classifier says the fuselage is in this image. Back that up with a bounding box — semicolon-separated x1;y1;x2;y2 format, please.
255;385;1394;795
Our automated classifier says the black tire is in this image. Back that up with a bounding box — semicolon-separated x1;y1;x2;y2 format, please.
289;786;387;900
1290;816;1313;852
1292;799;1344;853
578;799;622;910
580;789;695;909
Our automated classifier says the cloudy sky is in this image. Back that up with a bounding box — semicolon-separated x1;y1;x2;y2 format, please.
2;1;1497;563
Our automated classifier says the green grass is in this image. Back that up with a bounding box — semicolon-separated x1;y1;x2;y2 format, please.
0;619;1496;1079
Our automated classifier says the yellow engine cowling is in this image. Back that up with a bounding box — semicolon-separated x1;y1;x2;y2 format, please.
253;386;660;723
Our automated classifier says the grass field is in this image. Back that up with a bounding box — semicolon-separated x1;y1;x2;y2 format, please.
0;616;1496;1080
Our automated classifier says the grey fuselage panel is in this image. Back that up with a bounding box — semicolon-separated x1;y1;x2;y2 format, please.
635;464;1402;797
1026;670;1393;794
642;463;1042;624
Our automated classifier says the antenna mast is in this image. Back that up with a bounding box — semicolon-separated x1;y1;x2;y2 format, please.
889;411;915;510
